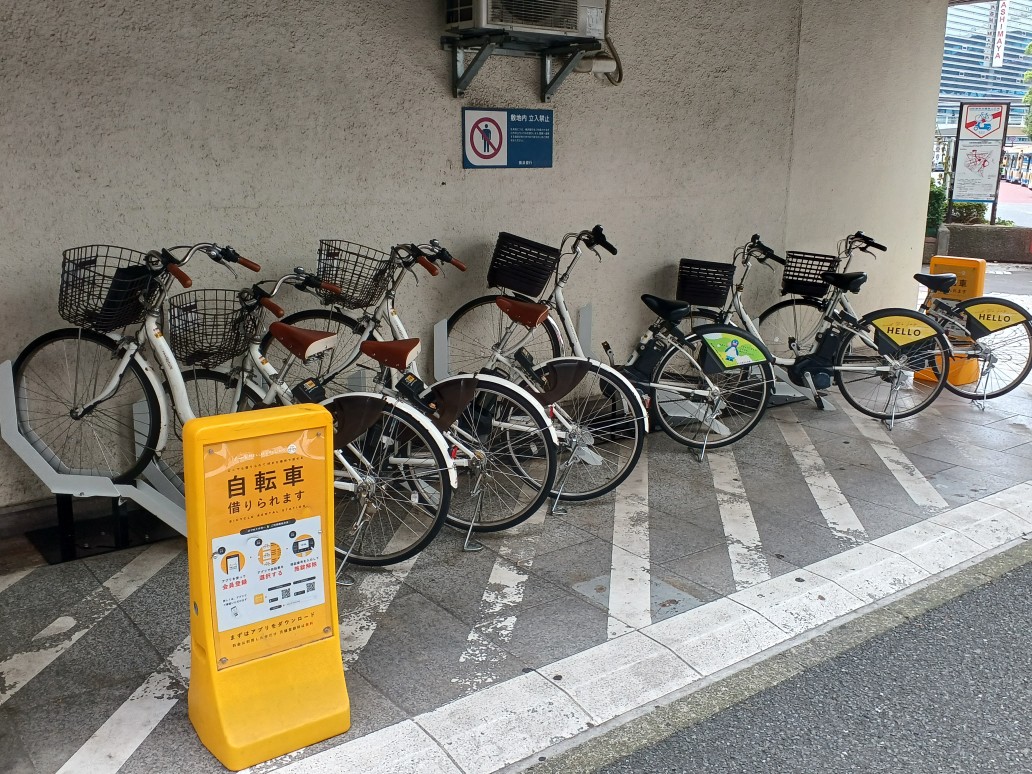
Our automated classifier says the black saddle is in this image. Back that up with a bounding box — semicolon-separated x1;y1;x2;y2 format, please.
913;272;957;293
640;294;693;324
822;271;868;293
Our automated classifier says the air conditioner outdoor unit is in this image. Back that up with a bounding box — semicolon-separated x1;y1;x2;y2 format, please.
445;0;606;41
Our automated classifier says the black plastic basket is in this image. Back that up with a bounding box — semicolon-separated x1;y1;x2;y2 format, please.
675;258;736;308
487;232;561;297
167;289;260;368
781;251;841;297
316;240;394;309
58;245;161;332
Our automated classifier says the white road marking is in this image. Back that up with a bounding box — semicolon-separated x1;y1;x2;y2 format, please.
0;542;181;706
341;555;419;666
607;450;651;638
0;567;35;595
56;637;191;774
708;450;770;589
457;507;547;688
842;406;949;508
775;410;868;541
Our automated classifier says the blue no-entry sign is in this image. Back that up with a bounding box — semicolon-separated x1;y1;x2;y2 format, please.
463;108;553;169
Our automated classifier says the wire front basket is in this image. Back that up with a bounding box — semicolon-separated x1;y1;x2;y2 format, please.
781;251;841;297
675;258;737;308
487;232;561;298
167;289;260;368
58;245;162;332
315;240;394;309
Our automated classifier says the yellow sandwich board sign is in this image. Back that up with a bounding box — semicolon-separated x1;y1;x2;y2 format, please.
184;404;349;770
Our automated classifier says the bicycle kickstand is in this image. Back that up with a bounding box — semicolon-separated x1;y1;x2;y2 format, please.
461;475;486;552
803;372;827;411
549;454;577;516
335;520;367;587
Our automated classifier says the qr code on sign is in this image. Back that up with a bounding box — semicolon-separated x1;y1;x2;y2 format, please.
281;588;291;598
306;582;315;593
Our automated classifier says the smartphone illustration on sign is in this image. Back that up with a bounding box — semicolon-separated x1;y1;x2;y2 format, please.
227;554;240;573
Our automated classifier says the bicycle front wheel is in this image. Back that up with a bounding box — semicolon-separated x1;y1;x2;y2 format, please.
260;308;381;396
445;380;558;532
328;397;451;566
158;368;264;488
447;294;563;377
652;330;773;449
834;308;950;420
756;298;825;360
531;358;646;501
14;328;160;482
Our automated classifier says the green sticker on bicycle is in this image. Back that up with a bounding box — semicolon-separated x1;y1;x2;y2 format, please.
702;333;766;368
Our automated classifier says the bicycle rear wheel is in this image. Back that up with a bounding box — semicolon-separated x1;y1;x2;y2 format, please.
328;397;451;566
756;298;825;359
13;328;160;482
445;380;558;532
939;299;1032;400
834;309;950;420
651;329;773;449
447;294;563;377
529;358;646;501
260;308;382;396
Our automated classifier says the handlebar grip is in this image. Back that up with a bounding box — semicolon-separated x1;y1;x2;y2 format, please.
237;256;261;272
450;257;468;272
167;264;192;288
259;297;286;318
417;255;440;276
868;240;887;252
321;280;343;295
590;224;617;255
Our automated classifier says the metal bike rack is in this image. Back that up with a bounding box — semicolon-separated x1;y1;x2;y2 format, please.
0;360;187;560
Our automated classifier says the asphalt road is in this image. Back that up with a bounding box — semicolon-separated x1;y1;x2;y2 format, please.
533;546;1032;774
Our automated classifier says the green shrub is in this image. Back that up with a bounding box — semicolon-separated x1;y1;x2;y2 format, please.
926;180;947;236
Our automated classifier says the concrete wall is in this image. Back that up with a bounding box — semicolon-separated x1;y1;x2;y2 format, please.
787;0;948;310
0;0;947;509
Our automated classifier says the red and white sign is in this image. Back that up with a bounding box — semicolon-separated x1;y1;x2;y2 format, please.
960;104;1005;140
463;110;508;167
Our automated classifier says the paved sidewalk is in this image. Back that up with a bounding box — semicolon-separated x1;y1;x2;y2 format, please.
2;379;1032;773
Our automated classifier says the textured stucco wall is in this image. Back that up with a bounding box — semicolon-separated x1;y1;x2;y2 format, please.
786;0;948;311
0;0;945;509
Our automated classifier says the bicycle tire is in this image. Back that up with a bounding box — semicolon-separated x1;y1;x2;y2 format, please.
756;298;826;360
834;308;950;420
447;294;564;377
526;358;646;501
328;397;451;566
444;379;559;532
13;328;161;483
259;308;383;396
938;298;1032;400
158;368;264;488
651;327;773;449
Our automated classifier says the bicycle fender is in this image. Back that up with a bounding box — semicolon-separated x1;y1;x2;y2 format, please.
689;324;774;367
321;391;458;489
102;331;172;452
538;357;651;434
449;372;559;446
955;297;1031;339
860;308;949;356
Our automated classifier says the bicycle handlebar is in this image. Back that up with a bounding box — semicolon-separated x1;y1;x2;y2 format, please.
747;235;785;266
259;296;285;318
850;231;886;252
584;224;617;255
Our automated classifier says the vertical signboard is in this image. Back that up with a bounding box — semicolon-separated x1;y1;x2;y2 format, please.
950;102;1009;222
463;108;554;168
992;0;1010;68
185;404;349;771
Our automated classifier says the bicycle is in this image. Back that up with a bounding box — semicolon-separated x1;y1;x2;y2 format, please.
201;245;560;540
440;228;652;502
688;234;952;427
447;226;775;452
752;232;1032;405
13;243;456;568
